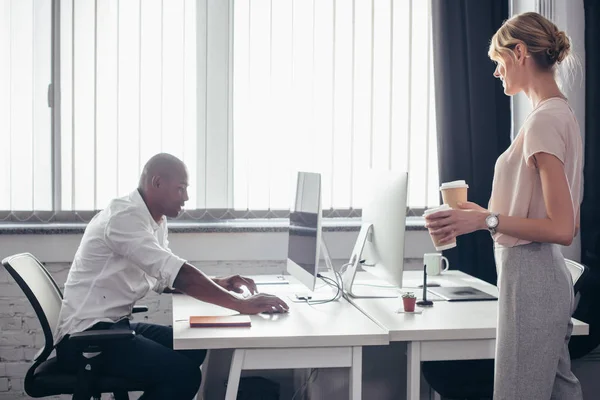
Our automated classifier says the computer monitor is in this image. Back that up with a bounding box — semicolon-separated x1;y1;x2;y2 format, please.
286;172;322;292
341;170;408;298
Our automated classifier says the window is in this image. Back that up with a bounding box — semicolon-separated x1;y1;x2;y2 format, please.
1;0;438;217
232;0;439;210
0;0;52;211
60;0;199;210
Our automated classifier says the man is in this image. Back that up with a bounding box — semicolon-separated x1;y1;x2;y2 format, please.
55;153;289;399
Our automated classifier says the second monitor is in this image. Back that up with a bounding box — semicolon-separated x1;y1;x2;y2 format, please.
341;170;408;298
286;170;408;300
286;171;322;293
286;171;339;302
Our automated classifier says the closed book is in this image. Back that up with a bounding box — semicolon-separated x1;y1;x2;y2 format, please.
189;315;252;328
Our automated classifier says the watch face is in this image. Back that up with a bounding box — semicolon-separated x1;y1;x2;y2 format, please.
488;215;498;228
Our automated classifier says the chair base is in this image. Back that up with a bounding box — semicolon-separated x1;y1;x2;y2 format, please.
26;357;142;399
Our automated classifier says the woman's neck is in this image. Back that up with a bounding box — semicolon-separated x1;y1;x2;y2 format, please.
523;72;565;109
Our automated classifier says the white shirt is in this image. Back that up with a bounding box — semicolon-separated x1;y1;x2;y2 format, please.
54;189;186;345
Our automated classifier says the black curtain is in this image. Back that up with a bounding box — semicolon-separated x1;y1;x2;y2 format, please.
581;2;600;275
432;0;511;285
570;0;600;360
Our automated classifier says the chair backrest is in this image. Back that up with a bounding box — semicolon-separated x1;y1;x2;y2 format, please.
564;258;590;314
2;253;63;361
565;258;587;292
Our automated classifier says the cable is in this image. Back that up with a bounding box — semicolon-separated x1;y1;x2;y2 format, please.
338;261;353;275
307;268;345;305
318;274;341;298
360;261;376;267
297;236;345;305
291;368;319;400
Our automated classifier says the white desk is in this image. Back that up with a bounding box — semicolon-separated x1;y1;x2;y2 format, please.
172;277;389;400
348;270;590;400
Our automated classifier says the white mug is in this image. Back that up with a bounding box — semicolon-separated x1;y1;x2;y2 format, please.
424;253;450;276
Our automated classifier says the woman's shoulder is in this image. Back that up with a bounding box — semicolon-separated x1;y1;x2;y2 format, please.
536;98;573;119
524;99;573;132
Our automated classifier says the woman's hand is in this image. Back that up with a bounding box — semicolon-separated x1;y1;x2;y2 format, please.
424;202;489;244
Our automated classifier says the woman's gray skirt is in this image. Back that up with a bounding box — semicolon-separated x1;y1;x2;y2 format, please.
493;242;582;400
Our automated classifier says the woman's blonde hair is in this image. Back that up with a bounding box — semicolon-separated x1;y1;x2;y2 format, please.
488;12;572;71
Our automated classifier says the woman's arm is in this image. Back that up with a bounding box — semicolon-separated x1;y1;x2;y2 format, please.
492;152;574;245
426;152;575;246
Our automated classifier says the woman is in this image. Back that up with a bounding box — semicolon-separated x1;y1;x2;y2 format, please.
425;12;583;400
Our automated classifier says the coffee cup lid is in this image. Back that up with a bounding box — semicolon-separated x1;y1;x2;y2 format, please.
423;203;451;216
440;180;469;190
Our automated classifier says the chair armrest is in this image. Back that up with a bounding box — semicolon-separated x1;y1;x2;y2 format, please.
68;329;136;398
132;305;148;313
68;329;135;343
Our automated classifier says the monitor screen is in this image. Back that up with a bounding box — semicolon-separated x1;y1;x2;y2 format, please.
287;172;321;279
288;211;319;276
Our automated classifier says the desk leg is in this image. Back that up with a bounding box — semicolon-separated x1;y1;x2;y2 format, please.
349;346;362;400
225;349;245;400
197;349;211;400
407;342;421;400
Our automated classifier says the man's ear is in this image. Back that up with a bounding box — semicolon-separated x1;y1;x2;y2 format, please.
151;175;161;189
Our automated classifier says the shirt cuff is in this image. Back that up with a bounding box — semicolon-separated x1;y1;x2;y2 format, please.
157;255;186;293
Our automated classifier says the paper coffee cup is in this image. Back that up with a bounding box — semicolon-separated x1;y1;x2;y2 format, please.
440;180;469;209
423;204;457;251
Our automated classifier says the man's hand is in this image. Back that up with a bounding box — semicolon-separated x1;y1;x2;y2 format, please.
173;264;286;315
214;275;258;295
235;293;290;314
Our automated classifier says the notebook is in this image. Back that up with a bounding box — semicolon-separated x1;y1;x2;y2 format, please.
427;286;498;302
189;315;252;328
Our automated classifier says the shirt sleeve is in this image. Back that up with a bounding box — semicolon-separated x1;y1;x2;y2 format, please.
163;222;174;254
104;210;186;293
522;114;567;168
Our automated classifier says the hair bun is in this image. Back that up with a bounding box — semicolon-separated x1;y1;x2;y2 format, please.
549;30;571;64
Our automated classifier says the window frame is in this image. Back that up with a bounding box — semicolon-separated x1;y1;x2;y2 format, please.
1;0;433;222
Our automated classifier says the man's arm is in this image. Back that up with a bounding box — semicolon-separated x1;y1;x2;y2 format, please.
173;264;289;314
105;212;288;313
162;277;235;295
172;264;243;312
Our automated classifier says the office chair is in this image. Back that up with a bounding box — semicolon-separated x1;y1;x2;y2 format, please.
421;258;589;400
2;252;148;400
565;259;588;310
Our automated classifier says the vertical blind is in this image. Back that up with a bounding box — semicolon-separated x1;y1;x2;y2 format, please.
0;0;52;211
232;0;439;210
1;0;199;212
1;0;438;214
60;0;199;210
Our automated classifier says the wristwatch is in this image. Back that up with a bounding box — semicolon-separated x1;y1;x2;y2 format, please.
486;212;499;235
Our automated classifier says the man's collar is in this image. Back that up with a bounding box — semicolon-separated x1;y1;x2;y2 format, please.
130;189;165;230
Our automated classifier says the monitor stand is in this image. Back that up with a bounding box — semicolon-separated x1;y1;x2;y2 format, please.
287;291;339;303
289;237;342;303
341;223;400;299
